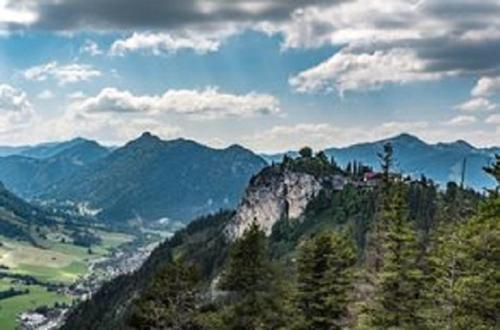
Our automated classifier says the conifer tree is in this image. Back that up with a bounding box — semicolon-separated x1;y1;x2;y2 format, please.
128;259;200;330
366;142;394;273
424;156;500;329
363;184;425;329
218;221;291;329
297;231;357;330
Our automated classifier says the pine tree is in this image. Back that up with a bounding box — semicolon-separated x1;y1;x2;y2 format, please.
218;221;291;329
363;184;425;329
128;259;200;330
365;142;394;273
297;231;357;330
424;156;500;329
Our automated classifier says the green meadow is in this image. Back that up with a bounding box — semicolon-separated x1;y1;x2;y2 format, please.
0;230;134;329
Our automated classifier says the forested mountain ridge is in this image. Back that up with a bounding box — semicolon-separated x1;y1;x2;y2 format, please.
62;147;498;330
0;138;110;197
263;133;498;190
45;132;267;223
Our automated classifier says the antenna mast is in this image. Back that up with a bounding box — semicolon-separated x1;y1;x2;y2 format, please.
460;157;467;188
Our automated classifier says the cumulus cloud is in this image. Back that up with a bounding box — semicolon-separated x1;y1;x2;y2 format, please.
110;30;235;56
290;48;443;93
73;87;281;120
0;1;37;26
0;84;34;132
283;0;500;93
445;115;477;126
472;76;500;97
23;61;101;85
455;97;497;112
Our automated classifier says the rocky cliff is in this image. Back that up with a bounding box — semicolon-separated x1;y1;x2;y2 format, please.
225;167;324;240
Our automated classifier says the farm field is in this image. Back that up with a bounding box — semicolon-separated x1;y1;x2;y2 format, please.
0;230;135;329
0;279;71;330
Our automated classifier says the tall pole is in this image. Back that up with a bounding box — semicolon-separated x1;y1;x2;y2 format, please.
460;157;467;188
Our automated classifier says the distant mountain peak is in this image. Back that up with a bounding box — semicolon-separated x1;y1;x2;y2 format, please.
138;131;159;141
389;133;425;145
452;139;475;149
126;132;164;148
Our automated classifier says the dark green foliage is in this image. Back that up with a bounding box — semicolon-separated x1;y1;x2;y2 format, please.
62;211;233;330
128;259;201;330
423;157;500;329
216;222;292;329
71;230;102;247
281;146;343;177
297;231;357;330
363;185;425;329
299;147;313;158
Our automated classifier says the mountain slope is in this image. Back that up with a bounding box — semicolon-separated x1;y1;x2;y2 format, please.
46;133;267;223
263;134;498;190
60;155;370;329
0;182;55;243
0;138;110;197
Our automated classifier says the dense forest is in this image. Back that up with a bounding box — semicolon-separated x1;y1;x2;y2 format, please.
63;145;499;330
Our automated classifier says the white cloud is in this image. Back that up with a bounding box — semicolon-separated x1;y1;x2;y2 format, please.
485;114;500;125
278;0;500;93
445;115;477;126
455;97;496;112
472;76;500;97
290;48;443;94
37;89;54;99
80;40;103;56
109;30;235;56
0;1;37;25
73;87;280;120
0;84;34;132
23;61;101;85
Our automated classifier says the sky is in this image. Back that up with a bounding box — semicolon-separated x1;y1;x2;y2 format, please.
0;0;499;153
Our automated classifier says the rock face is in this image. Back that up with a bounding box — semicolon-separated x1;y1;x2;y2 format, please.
225;168;323;240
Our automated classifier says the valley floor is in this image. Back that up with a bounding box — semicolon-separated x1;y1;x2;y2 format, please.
0;229;149;330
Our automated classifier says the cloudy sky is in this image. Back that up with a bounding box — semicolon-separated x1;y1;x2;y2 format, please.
0;0;499;152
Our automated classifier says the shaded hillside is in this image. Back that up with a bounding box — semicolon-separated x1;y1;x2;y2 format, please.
0;138;110;197
262;134;498;190
0;182;55;243
45;133;267;223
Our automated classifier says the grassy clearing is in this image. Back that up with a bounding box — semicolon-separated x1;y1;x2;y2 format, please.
0;229;136;328
0;284;72;330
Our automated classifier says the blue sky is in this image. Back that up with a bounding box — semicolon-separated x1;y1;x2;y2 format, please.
0;0;499;152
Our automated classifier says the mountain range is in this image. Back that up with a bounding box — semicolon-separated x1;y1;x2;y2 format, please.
263;133;499;191
0;133;497;226
43;132;267;223
0;138;111;197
